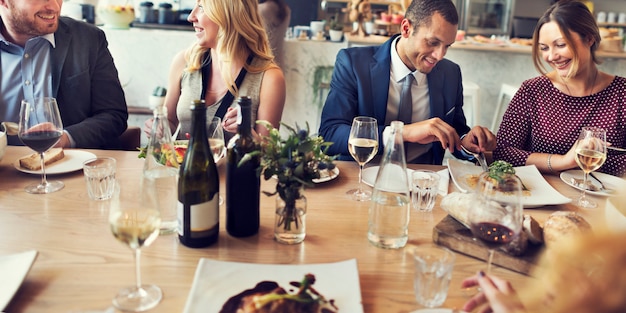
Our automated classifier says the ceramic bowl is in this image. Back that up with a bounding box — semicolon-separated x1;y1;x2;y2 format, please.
97;4;135;29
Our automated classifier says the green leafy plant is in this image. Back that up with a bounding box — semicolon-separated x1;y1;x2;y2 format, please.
329;15;344;31
242;121;336;231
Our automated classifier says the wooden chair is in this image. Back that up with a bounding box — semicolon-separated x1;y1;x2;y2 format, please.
118;126;141;151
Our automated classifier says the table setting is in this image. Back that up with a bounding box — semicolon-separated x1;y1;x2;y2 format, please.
1;131;624;312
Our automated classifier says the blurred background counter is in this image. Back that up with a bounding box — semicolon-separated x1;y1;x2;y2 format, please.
103;28;626;146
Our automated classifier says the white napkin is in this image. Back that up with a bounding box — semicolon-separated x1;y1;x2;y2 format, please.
436;168;450;196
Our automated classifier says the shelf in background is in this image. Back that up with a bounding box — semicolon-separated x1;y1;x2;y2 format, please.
130;22;193;31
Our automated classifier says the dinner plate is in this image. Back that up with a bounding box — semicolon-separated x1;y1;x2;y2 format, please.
560;170;626;197
312;166;340;183
183;258;362;313
362;166;449;195
0;250;38;311
447;158;571;208
14;150;97;175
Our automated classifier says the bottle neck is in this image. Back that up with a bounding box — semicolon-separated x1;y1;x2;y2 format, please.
190;107;208;143
238;103;252;137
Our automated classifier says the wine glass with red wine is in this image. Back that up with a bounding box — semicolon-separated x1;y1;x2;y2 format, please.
468;172;523;274
18;97;64;194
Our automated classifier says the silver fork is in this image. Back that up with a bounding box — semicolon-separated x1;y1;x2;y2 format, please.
461;145;489;172
608;146;626;152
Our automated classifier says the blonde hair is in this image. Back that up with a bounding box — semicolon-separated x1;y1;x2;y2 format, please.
186;0;277;96
522;230;626;313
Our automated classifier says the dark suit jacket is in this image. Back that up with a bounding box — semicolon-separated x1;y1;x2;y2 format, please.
51;17;128;149
318;35;470;164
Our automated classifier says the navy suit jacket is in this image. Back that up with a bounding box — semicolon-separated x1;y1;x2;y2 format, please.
319;35;471;164
5;17;128;148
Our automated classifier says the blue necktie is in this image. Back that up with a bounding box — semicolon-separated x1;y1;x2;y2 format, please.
398;74;414;124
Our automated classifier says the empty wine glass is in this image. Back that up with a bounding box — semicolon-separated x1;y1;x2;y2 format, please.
109;182;162;312
207;116;226;163
469;172;523;274
573;126;607;209
347;116;379;201
207;116;226;205
18;97;64;194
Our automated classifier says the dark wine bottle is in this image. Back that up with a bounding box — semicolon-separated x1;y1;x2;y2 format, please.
177;100;220;248
226;96;261;237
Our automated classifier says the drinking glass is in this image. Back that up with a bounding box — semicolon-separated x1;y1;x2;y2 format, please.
347;116;379;201
573;127;607;209
109;182;162;312
468;172;523;274
18;97;64;194
207;116;226;205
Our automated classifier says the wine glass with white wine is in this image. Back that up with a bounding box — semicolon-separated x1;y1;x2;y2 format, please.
347;116;379;201
109;181;162;312
18;97;64;194
573;126;607;209
208;116;226;205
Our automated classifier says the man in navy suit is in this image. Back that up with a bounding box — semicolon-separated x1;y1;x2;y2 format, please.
0;0;128;149
319;0;495;164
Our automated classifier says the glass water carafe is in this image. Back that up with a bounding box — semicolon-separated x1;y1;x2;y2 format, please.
367;121;410;249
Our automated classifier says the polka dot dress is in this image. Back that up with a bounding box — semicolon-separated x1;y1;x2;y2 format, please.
494;75;626;177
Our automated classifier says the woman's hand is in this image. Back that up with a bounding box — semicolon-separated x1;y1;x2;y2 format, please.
461;272;526;313
222;107;238;134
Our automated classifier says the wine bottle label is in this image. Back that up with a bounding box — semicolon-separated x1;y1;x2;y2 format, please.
177;198;219;237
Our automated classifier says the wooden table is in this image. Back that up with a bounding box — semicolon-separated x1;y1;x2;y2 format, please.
0;146;609;313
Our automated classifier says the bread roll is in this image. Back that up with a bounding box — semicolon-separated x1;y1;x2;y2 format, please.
440;192;476;227
19;148;65;170
543;211;592;248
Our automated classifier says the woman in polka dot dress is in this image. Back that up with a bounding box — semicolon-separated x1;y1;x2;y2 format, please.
494;0;626;177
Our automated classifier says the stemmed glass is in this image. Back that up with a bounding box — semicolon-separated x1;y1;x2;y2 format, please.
573;126;607;209
468;172;523;274
347;116;379;201
18;97;64;194
109;182;162;312
207;116;226;205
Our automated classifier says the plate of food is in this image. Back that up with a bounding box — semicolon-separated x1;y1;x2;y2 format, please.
13;149;97;175
312;166;340;183
183;258;362;313
0;250;38;311
447;158;571;208
560;170;625;197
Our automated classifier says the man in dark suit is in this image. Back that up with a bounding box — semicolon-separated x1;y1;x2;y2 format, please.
319;0;495;164
0;0;128;149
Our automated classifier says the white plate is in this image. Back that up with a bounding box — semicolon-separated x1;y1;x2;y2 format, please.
560;170;626;197
362;165;412;193
362;166;449;195
410;309;454;313
13;150;97;175
0;250;38;311
312;166;340;183
447;158;571;208
183;259;362;313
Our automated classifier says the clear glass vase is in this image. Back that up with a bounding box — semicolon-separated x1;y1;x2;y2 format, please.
274;189;307;245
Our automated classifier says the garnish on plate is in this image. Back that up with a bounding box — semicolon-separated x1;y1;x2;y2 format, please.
219;273;338;313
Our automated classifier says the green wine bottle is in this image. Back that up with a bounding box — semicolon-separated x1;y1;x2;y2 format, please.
226;96;260;237
177;100;219;247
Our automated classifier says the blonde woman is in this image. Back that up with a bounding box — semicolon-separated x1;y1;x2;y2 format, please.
461;230;626;313
144;0;286;140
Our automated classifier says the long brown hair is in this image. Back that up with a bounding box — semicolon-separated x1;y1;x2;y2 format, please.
532;0;601;78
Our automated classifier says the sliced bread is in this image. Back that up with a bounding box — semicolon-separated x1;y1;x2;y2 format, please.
19;148;65;170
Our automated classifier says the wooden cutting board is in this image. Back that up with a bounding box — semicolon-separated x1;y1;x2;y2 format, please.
432;215;544;276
